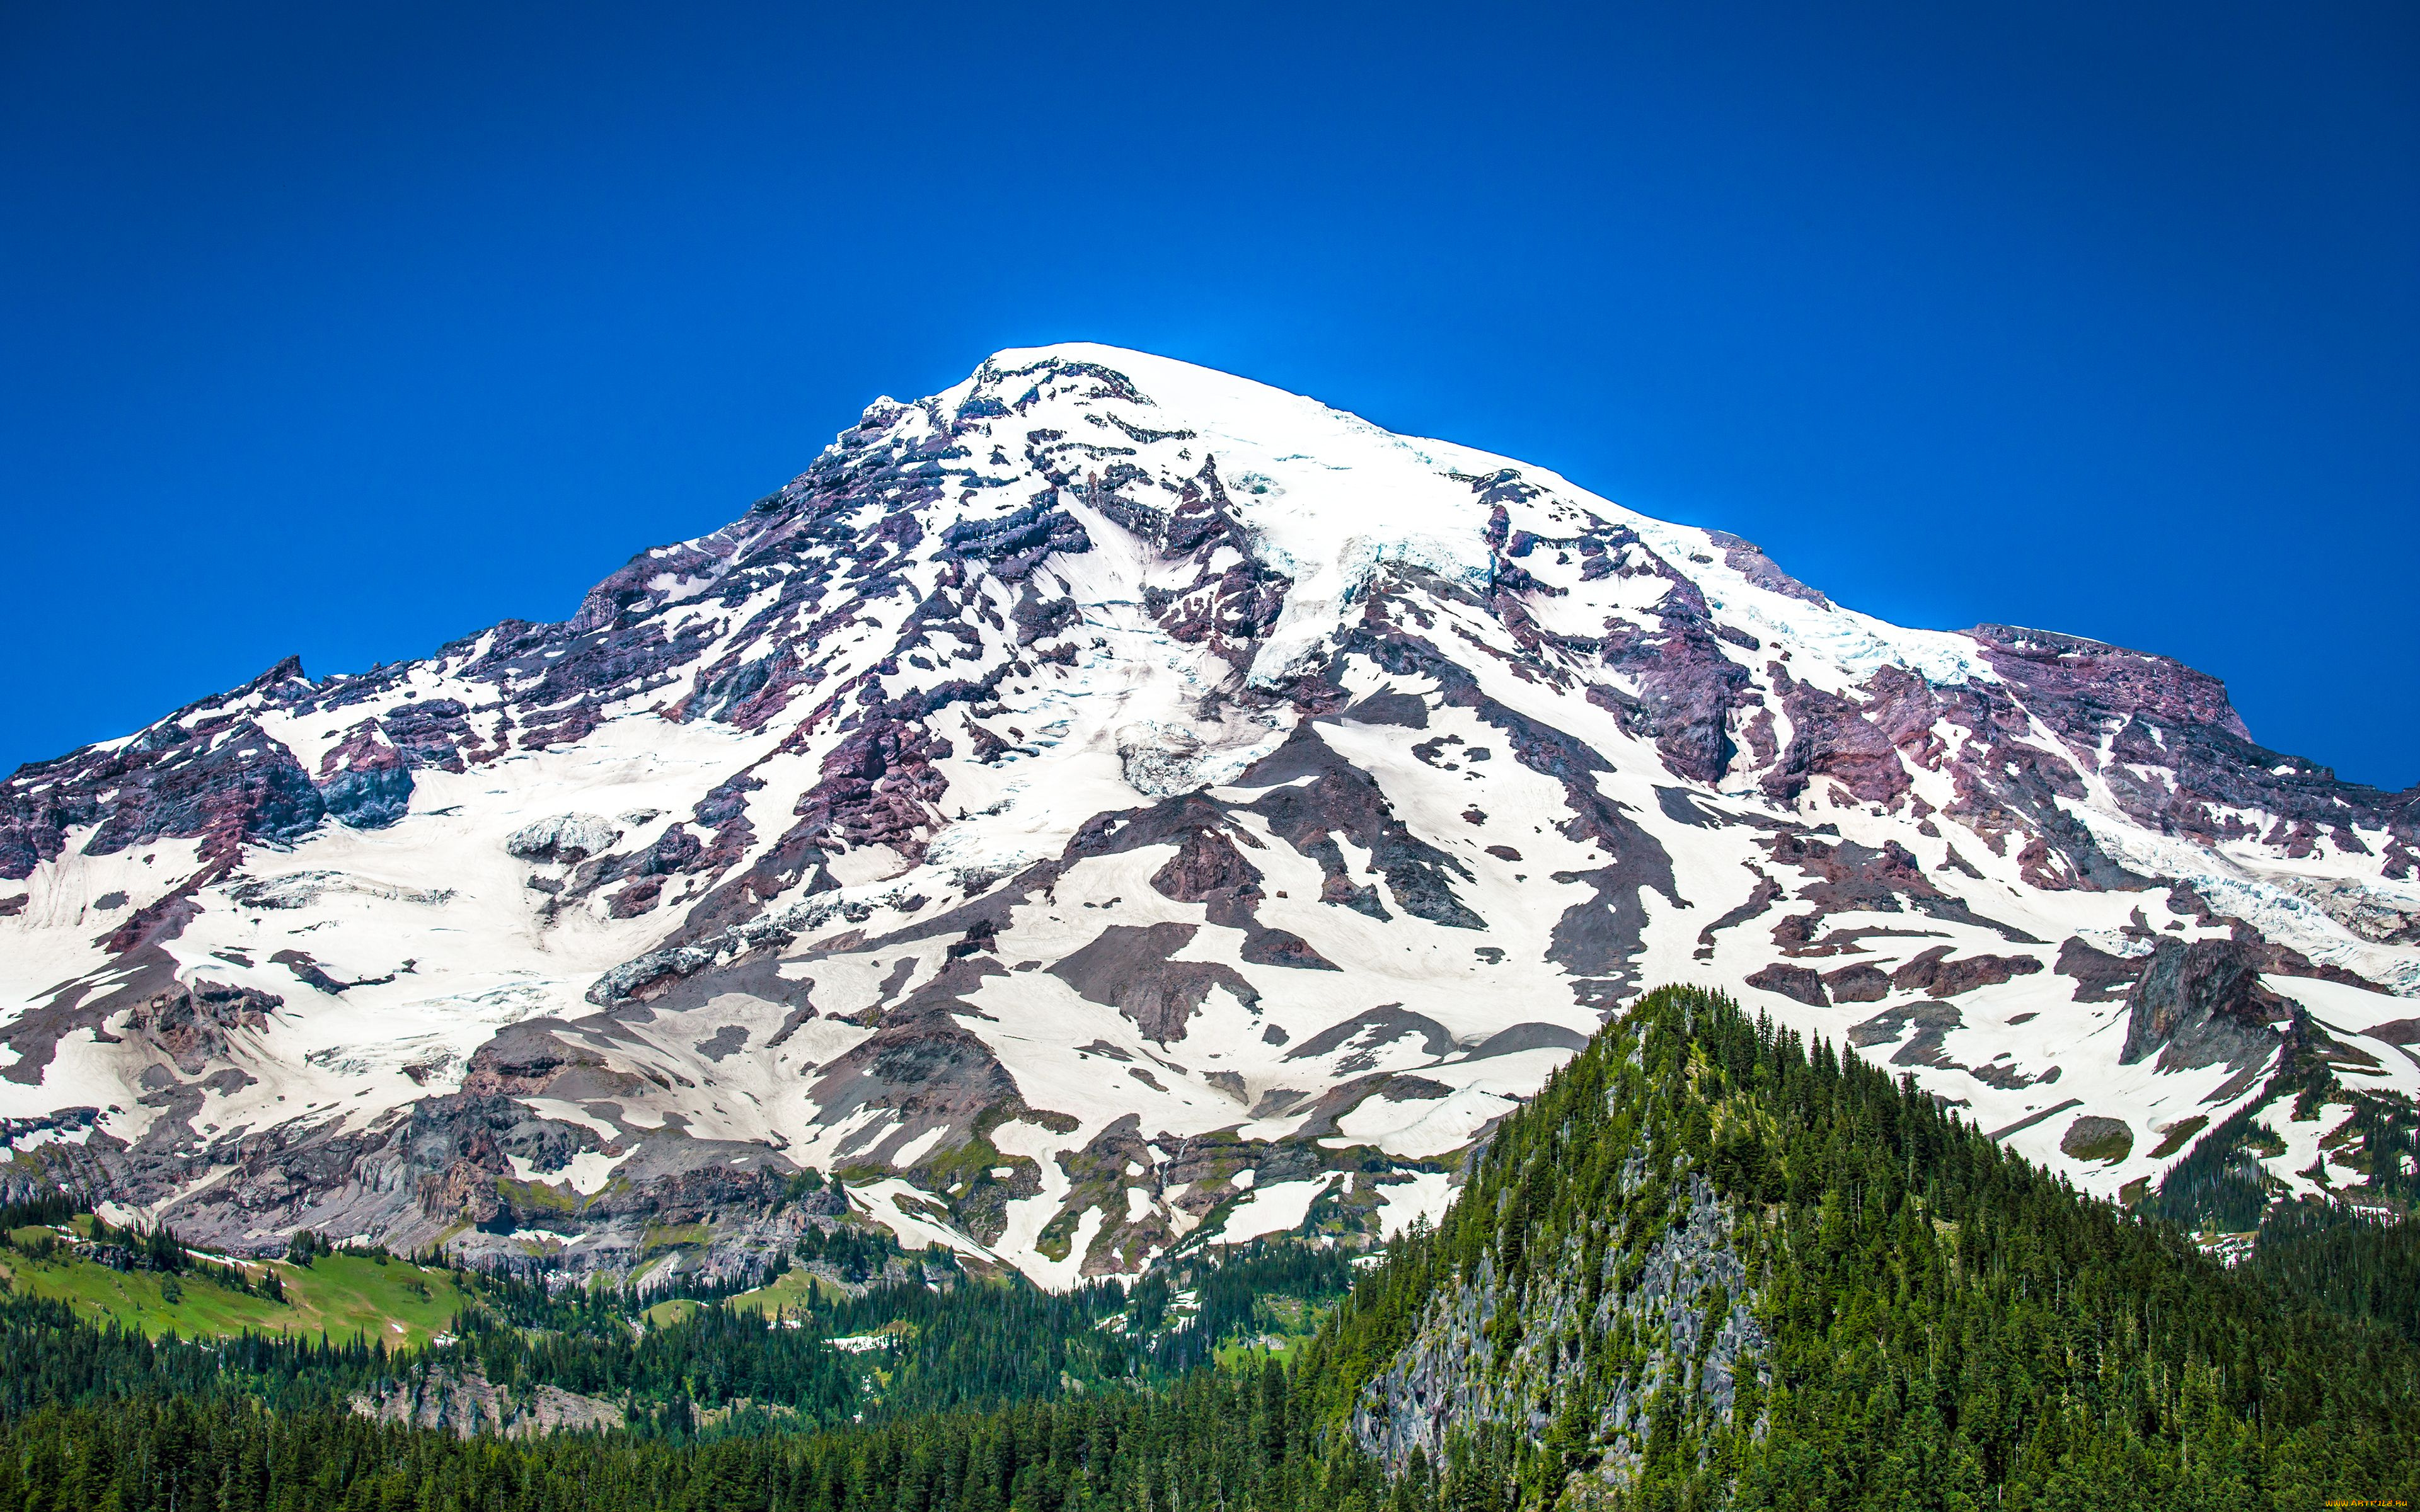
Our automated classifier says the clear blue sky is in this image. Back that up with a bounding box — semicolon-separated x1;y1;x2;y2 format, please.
5;1;2414;788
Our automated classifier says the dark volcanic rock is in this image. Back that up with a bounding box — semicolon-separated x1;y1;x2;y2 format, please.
127;981;283;1076
1821;962;1892;1003
92;718;325;864
807;968;1027;1164
1968;623;2417;860
1761;668;1910;805
1889;947;2043;999
939;498;1094;580
792;713;954;861
1232;724;1486;932
1746;963;1828;1006
1587;531;1753;784
315;719;413;828
1148;824;1263;905
2054;936;2145;1003
1049;922;1261;1043
2119;936;2295;1072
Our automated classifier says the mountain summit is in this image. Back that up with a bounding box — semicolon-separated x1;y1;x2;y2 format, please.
3;344;2414;1282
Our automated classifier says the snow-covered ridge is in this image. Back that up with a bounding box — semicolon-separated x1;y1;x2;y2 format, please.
1;343;2413;1286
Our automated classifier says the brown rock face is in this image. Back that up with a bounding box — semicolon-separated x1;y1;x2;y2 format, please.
1049;922;1262;1044
314;718;413;828
1746;963;1828;1006
1762;669;1911;806
1970;624;2249;745
127;982;282;1075
2118;936;2296;1071
1889;948;2043;999
1582;525;1753;785
460;1025;609;1097
792;713;954;861
1821;963;1892;1003
2053;937;2145;1003
1968;623;2417;858
1149;825;1263;905
1124;456;1291;671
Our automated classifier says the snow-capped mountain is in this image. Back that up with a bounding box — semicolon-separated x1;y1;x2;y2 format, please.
4;344;2416;1284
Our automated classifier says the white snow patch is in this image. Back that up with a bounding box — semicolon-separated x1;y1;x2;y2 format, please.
1214;1176;1339;1244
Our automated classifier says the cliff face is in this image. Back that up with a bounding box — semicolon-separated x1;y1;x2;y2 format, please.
352;1367;625;1439
1355;1166;1767;1488
2;344;2414;1283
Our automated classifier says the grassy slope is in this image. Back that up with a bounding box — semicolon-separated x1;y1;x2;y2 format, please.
722;1268;845;1320
1209;1292;1325;1370
1;1225;468;1346
640;1297;702;1329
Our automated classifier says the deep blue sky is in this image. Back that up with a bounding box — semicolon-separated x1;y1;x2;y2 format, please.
5;2;2414;787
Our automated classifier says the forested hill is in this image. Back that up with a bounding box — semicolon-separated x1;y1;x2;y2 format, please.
1318;985;2420;1509
0;987;2414;1512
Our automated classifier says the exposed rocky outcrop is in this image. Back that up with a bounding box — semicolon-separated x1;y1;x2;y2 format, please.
352;1366;625;1438
1744;963;1827;1006
2120;935;2298;1074
1049;922;1260;1043
125;980;282;1076
2054;936;2147;1003
1356;1165;1766;1495
1888;946;2043;999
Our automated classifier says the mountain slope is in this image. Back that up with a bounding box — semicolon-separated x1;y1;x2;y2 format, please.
2;344;2415;1281
0;987;2408;1512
